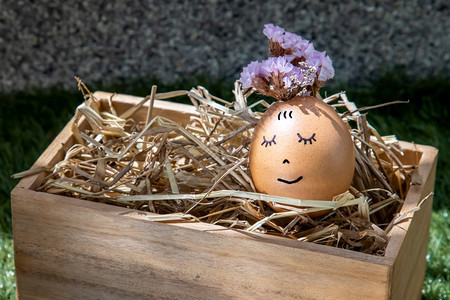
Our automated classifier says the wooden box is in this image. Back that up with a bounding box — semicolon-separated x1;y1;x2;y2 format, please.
11;92;438;299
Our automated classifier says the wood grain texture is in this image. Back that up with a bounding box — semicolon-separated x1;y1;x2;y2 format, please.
11;92;438;299
12;188;391;300
386;144;438;299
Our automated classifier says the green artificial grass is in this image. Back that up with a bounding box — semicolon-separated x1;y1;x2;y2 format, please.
0;232;14;299
1;71;449;299
424;210;450;299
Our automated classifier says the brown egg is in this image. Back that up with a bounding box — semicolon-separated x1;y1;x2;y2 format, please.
249;96;355;213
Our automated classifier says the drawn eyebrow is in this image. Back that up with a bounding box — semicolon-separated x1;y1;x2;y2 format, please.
297;133;317;145
278;111;293;120
261;135;276;147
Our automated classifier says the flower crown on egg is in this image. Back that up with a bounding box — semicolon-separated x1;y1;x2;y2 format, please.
239;24;334;101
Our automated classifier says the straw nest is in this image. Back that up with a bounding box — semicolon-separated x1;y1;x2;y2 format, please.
17;78;420;256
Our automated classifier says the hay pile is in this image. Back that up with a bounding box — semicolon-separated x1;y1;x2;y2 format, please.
19;79;417;255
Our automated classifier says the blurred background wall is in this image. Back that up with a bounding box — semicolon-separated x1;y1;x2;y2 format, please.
1;0;449;92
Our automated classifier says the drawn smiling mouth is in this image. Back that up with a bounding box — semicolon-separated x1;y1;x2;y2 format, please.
277;176;303;184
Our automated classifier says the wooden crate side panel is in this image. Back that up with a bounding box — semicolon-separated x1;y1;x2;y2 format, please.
12;188;391;300
387;145;438;299
12;189;232;300
15;116;82;191
121;209;390;265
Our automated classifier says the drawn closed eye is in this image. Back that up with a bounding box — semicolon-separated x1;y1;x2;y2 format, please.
297;133;316;145
261;135;276;147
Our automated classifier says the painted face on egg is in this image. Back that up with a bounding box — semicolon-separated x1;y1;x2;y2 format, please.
249;96;355;204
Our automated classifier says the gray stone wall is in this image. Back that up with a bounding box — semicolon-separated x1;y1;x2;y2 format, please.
1;0;449;92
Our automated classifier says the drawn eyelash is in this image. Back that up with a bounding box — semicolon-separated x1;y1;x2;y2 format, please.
277;110;293;120
261;135;276;147
297;133;316;145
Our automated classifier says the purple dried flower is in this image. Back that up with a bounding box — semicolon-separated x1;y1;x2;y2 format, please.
240;56;295;89
304;51;335;82
262;24;335;85
292;43;315;59
239;61;263;89
262;56;293;76
282;32;313;57
263;24;313;59
282;66;304;89
262;24;285;43
304;51;323;70
240;56;294;89
317;54;334;82
239;56;313;100
239;24;335;99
